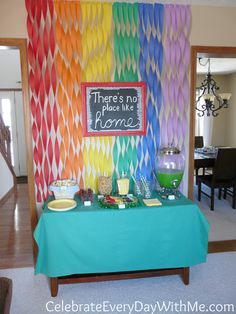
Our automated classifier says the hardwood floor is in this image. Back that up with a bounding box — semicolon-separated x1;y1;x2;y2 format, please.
0;184;34;269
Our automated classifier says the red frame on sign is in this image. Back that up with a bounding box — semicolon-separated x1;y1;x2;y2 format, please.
81;82;146;137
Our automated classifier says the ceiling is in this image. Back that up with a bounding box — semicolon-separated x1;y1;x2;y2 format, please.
197;58;236;75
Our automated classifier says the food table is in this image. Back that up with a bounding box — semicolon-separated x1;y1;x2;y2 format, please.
34;193;209;296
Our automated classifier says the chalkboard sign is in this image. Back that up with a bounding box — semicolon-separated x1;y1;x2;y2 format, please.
81;82;146;137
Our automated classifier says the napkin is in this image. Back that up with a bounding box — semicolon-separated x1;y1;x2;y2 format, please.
143;198;162;206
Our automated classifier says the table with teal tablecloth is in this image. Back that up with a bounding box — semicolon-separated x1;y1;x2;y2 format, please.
34;193;209;284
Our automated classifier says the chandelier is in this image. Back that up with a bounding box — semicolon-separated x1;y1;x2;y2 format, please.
196;58;231;117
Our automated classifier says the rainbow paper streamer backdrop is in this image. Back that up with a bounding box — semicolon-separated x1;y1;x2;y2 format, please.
25;0;191;202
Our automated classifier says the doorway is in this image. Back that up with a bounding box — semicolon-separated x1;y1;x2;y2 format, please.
189;46;236;252
0;48;27;180
0;38;37;260
0;91;27;178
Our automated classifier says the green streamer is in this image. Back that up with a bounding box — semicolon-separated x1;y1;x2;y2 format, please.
112;3;140;192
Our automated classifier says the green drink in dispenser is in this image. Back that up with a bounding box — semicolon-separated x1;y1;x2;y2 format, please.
156;146;185;199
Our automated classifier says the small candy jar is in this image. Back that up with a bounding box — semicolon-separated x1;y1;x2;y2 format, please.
117;173;130;195
98;175;112;195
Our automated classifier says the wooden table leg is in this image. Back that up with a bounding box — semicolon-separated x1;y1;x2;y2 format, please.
50;277;58;297
181;267;189;285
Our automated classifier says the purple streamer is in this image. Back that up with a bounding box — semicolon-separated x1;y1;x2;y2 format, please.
170;6;176;34
161;3;191;162
165;36;171;65
175;41;181;69
167;113;173;144
185;6;191;34
179;32;185;55
163;77;169;107
183;77;189;105
176;6;181;33
178;89;184;113
182;114;187;141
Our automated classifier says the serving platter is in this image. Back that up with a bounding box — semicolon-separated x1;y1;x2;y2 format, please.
98;195;139;209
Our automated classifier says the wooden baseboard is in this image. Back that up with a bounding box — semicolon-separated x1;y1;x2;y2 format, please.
0;186;16;206
208;240;236;253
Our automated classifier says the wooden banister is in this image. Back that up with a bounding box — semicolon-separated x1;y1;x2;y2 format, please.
0;114;16;186
0;114;12;164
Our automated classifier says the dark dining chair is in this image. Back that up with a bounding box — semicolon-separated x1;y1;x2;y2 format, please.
195;136;204;149
194;136;208;180
223;187;234;200
197;148;236;211
0;277;12;314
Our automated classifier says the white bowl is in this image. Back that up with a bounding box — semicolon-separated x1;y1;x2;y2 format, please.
49;179;79;199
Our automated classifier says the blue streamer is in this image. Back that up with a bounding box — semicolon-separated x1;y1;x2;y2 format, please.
149;32;155;63
152;72;158;102
141;160;147;179
153;37;159;65
157;81;162;112
146;158;152;181
152;106;160;150
146;98;153;123
143;36;149;63
153;3;159;30
147;4;154;28
137;3;164;182
143;4;149;30
139;52;146;82
138;3;144;22
159;4;164;34
158;42;163;74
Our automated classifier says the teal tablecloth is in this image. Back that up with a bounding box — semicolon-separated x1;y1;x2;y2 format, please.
34;194;209;277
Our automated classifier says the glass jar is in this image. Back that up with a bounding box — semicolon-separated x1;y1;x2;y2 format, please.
98;175;112;195
117;173;130;195
156;146;185;191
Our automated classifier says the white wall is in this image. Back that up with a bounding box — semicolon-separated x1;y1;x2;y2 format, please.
1;2;236;48
15;91;27;175
0;50;21;89
196;73;236;147
226;73;236;147
211;75;231;146
191;5;236;46
0;153;14;199
0;0;27;38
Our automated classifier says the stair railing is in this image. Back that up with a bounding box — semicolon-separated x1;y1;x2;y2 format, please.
0;114;12;165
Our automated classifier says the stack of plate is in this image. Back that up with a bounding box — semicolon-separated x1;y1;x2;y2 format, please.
47;199;77;211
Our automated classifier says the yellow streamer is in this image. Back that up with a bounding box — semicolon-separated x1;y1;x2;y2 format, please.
81;2;114;191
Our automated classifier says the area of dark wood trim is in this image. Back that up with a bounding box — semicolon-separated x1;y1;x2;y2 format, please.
0;88;22;92
208;240;236;253
49;267;190;297
16;176;28;184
